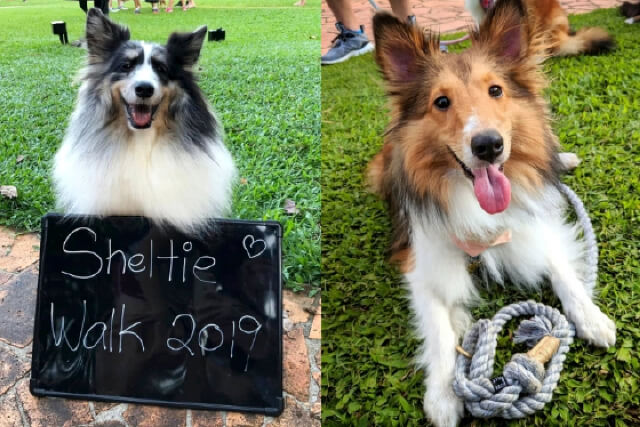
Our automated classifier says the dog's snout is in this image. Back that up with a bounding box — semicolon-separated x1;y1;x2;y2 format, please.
134;83;154;99
471;130;504;163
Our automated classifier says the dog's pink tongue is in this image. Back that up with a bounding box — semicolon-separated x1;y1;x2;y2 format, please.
131;106;151;127
473;165;511;214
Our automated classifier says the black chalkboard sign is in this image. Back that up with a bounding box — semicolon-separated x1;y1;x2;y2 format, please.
30;214;283;415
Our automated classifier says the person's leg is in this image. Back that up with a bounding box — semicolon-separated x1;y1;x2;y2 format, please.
326;0;358;31
166;0;174;11
188;0;196;8
389;0;412;22
322;0;374;65
133;0;141;12
152;1;159;13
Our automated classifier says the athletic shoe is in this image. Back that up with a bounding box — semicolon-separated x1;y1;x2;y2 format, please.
119;5;128;9
134;7;141;13
321;23;374;65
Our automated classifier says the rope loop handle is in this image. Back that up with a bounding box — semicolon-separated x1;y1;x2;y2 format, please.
453;301;575;418
452;183;595;418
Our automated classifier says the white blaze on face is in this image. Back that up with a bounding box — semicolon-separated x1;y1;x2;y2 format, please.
462;114;479;165
122;42;163;106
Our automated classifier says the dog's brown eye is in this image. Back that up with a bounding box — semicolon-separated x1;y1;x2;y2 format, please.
120;62;133;73
152;61;167;75
434;96;450;111
489;85;503;98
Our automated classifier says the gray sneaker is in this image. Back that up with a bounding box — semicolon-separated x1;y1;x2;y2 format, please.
321;23;374;65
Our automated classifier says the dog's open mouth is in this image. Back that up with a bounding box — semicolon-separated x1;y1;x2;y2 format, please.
123;101;160;129
447;146;511;214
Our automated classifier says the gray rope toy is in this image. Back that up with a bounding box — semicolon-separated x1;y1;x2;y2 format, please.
453;183;596;418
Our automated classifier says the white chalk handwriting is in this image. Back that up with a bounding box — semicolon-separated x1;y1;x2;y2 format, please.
49;303;264;371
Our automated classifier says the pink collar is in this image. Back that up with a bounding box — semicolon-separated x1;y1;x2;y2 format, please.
452;229;512;257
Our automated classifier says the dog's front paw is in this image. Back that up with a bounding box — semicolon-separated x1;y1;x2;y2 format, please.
569;303;616;347
424;385;464;427
625;17;635;24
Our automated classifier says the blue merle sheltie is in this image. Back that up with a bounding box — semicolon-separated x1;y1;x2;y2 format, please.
54;9;236;232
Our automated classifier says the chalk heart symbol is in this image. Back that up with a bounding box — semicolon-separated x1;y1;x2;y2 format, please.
243;235;266;259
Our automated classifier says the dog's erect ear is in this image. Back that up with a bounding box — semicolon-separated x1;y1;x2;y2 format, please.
167;26;207;68
475;0;536;60
85;8;130;62
373;12;438;84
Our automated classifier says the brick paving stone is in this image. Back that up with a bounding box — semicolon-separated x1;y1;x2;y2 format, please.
94;421;126;427
0;266;38;348
282;290;314;324
266;396;319;427
0;233;39;273
190;410;224;427
0;391;22;427
15;378;93;427
312;371;321;388
309;305;321;340
322;0;622;54
225;412;265;426
282;327;310;402
122;405;187;427
0;350;29;395
311;401;321;420
0;272;13;286
0;227;15;257
93;401;121;415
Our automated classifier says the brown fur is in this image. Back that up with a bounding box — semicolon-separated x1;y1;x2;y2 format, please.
521;0;614;56
370;0;564;263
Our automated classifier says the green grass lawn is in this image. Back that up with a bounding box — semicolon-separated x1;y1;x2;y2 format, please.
0;0;320;290
322;8;640;426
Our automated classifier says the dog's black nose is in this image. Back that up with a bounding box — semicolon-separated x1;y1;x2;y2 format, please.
471;130;504;163
135;83;154;98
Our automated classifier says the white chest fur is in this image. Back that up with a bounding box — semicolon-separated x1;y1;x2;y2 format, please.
53;128;236;232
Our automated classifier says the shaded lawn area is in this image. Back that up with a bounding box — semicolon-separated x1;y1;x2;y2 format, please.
322;8;640;426
0;0;321;290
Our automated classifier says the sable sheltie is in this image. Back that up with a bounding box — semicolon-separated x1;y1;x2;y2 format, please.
369;0;615;424
54;9;235;232
466;0;614;56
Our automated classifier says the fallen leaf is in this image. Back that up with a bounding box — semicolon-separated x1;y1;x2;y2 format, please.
284;199;299;215
0;185;17;199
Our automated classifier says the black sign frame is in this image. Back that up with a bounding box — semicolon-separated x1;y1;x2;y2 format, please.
30;214;283;416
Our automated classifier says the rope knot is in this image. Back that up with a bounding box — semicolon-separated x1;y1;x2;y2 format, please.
503;353;544;394
453;301;575;419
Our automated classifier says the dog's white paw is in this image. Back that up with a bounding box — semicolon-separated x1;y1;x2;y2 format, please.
569;303;616;347
424;385;464;427
558;152;581;170
625;17;635;24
